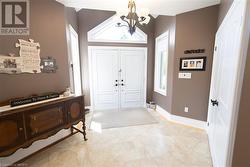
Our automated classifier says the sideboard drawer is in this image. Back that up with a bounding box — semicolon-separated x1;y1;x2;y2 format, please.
25;105;66;138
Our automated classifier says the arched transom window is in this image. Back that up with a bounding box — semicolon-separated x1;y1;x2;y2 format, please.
88;16;147;44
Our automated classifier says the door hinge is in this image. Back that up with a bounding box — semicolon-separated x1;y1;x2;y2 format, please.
214;46;217;51
207;122;210;126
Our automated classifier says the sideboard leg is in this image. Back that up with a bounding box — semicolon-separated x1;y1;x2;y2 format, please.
82;121;88;141
70;126;74;134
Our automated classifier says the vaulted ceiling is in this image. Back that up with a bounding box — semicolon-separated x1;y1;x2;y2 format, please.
56;0;220;16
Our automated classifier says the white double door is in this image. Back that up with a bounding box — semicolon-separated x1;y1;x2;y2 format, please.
89;47;147;110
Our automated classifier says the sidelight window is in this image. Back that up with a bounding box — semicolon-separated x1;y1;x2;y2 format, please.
154;31;169;96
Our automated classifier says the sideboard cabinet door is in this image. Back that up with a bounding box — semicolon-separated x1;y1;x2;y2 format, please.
66;96;84;124
0;113;25;155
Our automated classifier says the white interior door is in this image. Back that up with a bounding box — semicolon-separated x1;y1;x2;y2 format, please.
207;1;248;167
120;49;146;108
89;47;147;111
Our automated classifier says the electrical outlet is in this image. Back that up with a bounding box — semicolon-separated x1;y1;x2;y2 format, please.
184;107;189;113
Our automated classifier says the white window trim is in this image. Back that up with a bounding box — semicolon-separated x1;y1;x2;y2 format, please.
68;25;82;95
87;15;147;44
154;31;169;96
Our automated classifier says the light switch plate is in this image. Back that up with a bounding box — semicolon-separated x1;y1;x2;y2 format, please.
178;72;192;79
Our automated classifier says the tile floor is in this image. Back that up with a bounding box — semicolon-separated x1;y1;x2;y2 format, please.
24;110;212;167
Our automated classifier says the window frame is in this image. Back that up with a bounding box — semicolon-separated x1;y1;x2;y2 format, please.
154;31;169;96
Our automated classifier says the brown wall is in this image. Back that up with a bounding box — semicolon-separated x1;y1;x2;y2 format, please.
232;38;250;167
0;0;70;102
153;16;176;113
171;5;219;121
77;9;155;106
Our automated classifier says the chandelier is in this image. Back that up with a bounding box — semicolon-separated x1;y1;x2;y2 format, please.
117;0;150;35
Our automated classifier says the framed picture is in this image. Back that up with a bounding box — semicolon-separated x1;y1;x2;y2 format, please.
41;57;58;73
179;57;206;71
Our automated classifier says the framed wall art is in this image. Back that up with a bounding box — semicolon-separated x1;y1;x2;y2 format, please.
0;39;41;74
40;57;58;73
179;57;206;71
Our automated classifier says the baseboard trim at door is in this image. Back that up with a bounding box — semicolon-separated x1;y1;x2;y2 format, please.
85;106;92;111
156;105;207;130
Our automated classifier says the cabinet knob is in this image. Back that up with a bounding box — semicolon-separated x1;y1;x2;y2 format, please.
19;127;23;131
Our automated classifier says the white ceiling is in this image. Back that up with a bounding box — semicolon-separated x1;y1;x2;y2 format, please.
56;0;220;16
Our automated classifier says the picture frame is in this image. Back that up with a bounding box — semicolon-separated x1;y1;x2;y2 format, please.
40;57;58;73
179;57;206;71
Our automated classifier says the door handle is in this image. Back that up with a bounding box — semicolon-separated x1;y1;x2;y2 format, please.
211;99;219;106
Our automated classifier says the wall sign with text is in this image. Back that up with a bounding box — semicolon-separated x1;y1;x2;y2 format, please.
184;49;205;54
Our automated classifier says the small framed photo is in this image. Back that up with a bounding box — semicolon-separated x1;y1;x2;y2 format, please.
179;57;206;71
41;57;58;73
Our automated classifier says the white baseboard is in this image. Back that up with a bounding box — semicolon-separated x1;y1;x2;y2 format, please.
156;105;207;130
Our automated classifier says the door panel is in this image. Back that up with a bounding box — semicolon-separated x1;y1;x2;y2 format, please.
66;96;84;123
207;1;246;166
120;49;145;108
0;113;25;152
91;49;119;110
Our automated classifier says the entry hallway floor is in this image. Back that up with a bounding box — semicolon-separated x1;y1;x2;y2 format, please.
24;110;212;167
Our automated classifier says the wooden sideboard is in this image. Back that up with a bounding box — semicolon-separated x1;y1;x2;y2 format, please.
0;95;87;157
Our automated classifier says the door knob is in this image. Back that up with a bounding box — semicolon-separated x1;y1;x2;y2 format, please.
211;99;219;106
